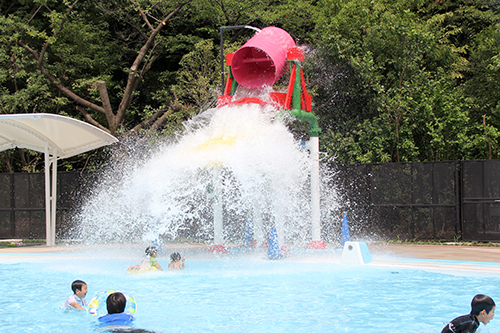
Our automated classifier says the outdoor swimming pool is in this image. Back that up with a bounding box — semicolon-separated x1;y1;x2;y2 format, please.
1;249;499;333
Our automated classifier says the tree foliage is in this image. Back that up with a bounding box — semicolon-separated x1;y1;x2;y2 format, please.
1;0;499;172
312;0;500;163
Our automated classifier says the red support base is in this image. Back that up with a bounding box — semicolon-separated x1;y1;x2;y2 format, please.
209;244;229;254
306;240;326;250
281;245;291;257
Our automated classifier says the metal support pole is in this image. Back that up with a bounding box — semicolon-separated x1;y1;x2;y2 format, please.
310;136;321;241
285;58;323;248
213;166;223;245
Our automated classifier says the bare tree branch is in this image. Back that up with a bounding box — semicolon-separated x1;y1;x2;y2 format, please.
94;2;149;40
130;107;168;132
19;41;107;115
130;0;154;31
96;81;117;132
25;5;43;25
18;0;116;132
116;0;192;124
137;41;160;81
76;106;112;133
18;0;192;136
150;103;184;131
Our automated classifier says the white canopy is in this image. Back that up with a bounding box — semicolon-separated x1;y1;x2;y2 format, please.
0;113;118;246
0;113;117;159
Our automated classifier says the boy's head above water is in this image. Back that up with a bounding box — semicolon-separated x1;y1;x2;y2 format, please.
106;292;126;314
71;280;87;299
471;294;495;325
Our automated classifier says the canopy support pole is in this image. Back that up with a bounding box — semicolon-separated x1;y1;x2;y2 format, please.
44;142;57;246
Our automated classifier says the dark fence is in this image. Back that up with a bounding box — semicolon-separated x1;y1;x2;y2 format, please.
332;161;459;241
461;160;500;241
332;160;500;242
1;159;499;242
0;172;87;239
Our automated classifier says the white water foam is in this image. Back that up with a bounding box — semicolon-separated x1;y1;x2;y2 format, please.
73;103;340;246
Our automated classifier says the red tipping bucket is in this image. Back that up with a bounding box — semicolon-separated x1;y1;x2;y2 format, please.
231;27;296;89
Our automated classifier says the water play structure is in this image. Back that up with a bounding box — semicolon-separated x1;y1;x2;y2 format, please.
215;26;323;254
73;26;341;258
218;26;322;246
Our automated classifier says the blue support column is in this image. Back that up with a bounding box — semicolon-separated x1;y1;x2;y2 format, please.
268;222;282;260
340;212;351;247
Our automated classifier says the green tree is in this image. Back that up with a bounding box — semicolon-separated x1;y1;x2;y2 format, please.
465;23;500;159
6;0;193;135
3;0;500;172
0;0;318;171
311;0;493;163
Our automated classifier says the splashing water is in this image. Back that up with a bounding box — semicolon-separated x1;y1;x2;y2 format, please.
73;103;340;246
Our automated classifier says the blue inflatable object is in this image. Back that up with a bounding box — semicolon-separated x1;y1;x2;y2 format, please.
98;312;134;327
268;223;282;259
340;212;351;246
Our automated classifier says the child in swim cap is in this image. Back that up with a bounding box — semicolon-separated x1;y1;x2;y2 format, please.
143;246;163;271
127;246;163;273
168;252;185;270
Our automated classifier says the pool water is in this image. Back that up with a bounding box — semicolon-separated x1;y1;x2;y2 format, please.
1;251;500;333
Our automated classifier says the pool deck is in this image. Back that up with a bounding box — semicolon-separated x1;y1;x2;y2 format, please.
370;243;500;262
1;243;500;275
2;243;499;260
369;244;500;276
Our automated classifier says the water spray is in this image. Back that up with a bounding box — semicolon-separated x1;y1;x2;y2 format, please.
74;27;330;257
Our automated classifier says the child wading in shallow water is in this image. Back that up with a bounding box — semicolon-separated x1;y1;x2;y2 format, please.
61;280;89;310
127;246;163;273
142;246;163;270
168;252;185;270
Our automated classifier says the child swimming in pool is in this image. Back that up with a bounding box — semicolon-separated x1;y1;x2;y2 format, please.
61;280;89;310
128;246;163;273
168;252;185;270
441;294;495;333
98;292;134;327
